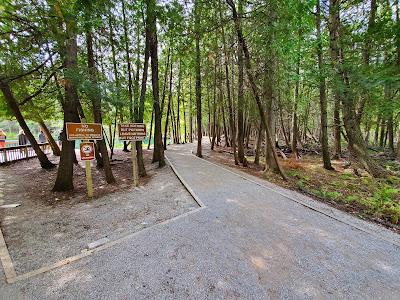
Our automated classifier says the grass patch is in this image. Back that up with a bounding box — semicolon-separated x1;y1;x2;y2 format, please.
280;159;400;226
363;185;400;224
344;195;359;203
311;189;342;200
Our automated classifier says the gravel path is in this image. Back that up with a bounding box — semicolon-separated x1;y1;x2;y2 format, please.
1;143;399;299
0;161;197;275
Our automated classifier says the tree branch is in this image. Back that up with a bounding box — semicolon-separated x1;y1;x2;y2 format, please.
2;57;53;82
19;68;61;106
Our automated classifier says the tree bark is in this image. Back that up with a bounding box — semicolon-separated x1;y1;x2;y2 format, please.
147;108;154;149
0;81;55;169
176;59;182;144
189;74;193;143
332;92;342;158
53;23;81;191
291;29;301;160
264;71;277;172
182;80;187;144
147;0;165;167
135;18;148;176
254;122;263;165
163;59;173;149
161;46;171;114
221;98;230;147
86;30;115;183
195;0;202;157
211;55;218;151
329;0;386;177
220;1;237;163
122;0;134;123
316;0;333;170
108;13;120;160
226;0;286;179
236;0;246;166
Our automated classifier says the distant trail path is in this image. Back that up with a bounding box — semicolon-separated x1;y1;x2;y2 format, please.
165;143;400;298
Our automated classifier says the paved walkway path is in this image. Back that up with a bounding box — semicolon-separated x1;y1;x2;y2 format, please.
1;143;400;299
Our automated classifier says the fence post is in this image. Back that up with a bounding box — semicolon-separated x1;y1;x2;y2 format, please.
1;149;7;163
24;146;28;158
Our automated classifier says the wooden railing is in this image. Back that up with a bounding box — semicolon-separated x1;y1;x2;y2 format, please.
0;143;51;164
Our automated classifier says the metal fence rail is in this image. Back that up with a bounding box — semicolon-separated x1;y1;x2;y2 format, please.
0;143;51;164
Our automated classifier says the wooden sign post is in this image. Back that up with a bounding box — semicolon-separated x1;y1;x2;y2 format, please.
80;142;95;197
66;122;103;197
118;123;146;187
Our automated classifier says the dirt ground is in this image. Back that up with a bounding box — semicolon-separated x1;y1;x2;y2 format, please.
0;150;198;274
205;145;400;233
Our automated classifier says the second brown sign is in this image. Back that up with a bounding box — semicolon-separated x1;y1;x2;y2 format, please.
118;123;146;141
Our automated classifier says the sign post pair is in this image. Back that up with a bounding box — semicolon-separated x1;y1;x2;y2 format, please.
65;122;146;196
118;123;146;187
66;122;102;198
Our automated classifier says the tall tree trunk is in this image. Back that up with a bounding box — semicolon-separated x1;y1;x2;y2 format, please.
236;0;246;166
161;46;171;114
291;29;301;160
356;0;377;123
211;56;218;151
135;19;148;176
206;79;211;142
278;96;290;148
254;122;263;165
163;59;173;150
132;20;145;175
176;60;182;144
226;0;286;179
379;118;385;148
108;13;120;160
264;70;277;171
122;0;134;123
329;0;385;177
374;115;380;146
220;1;237;163
86;30;115;183
332;94;342;158
182;83;187;144
54;24;81;191
170;97;177;143
0;82;55;169
189;74;193;143
316;0;333;170
195;0;202;157
148;108;154;149
387;120;395;153
221;99;230;147
134;22;141;122
147;0;165;167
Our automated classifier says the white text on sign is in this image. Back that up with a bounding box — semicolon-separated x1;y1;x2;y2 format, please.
118;123;146;141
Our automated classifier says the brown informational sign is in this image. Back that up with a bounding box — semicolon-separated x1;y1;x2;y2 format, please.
66;123;102;141
118;123;146;141
80;142;95;161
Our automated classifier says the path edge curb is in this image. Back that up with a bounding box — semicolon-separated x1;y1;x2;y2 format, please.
192;153;400;248
165;154;206;208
